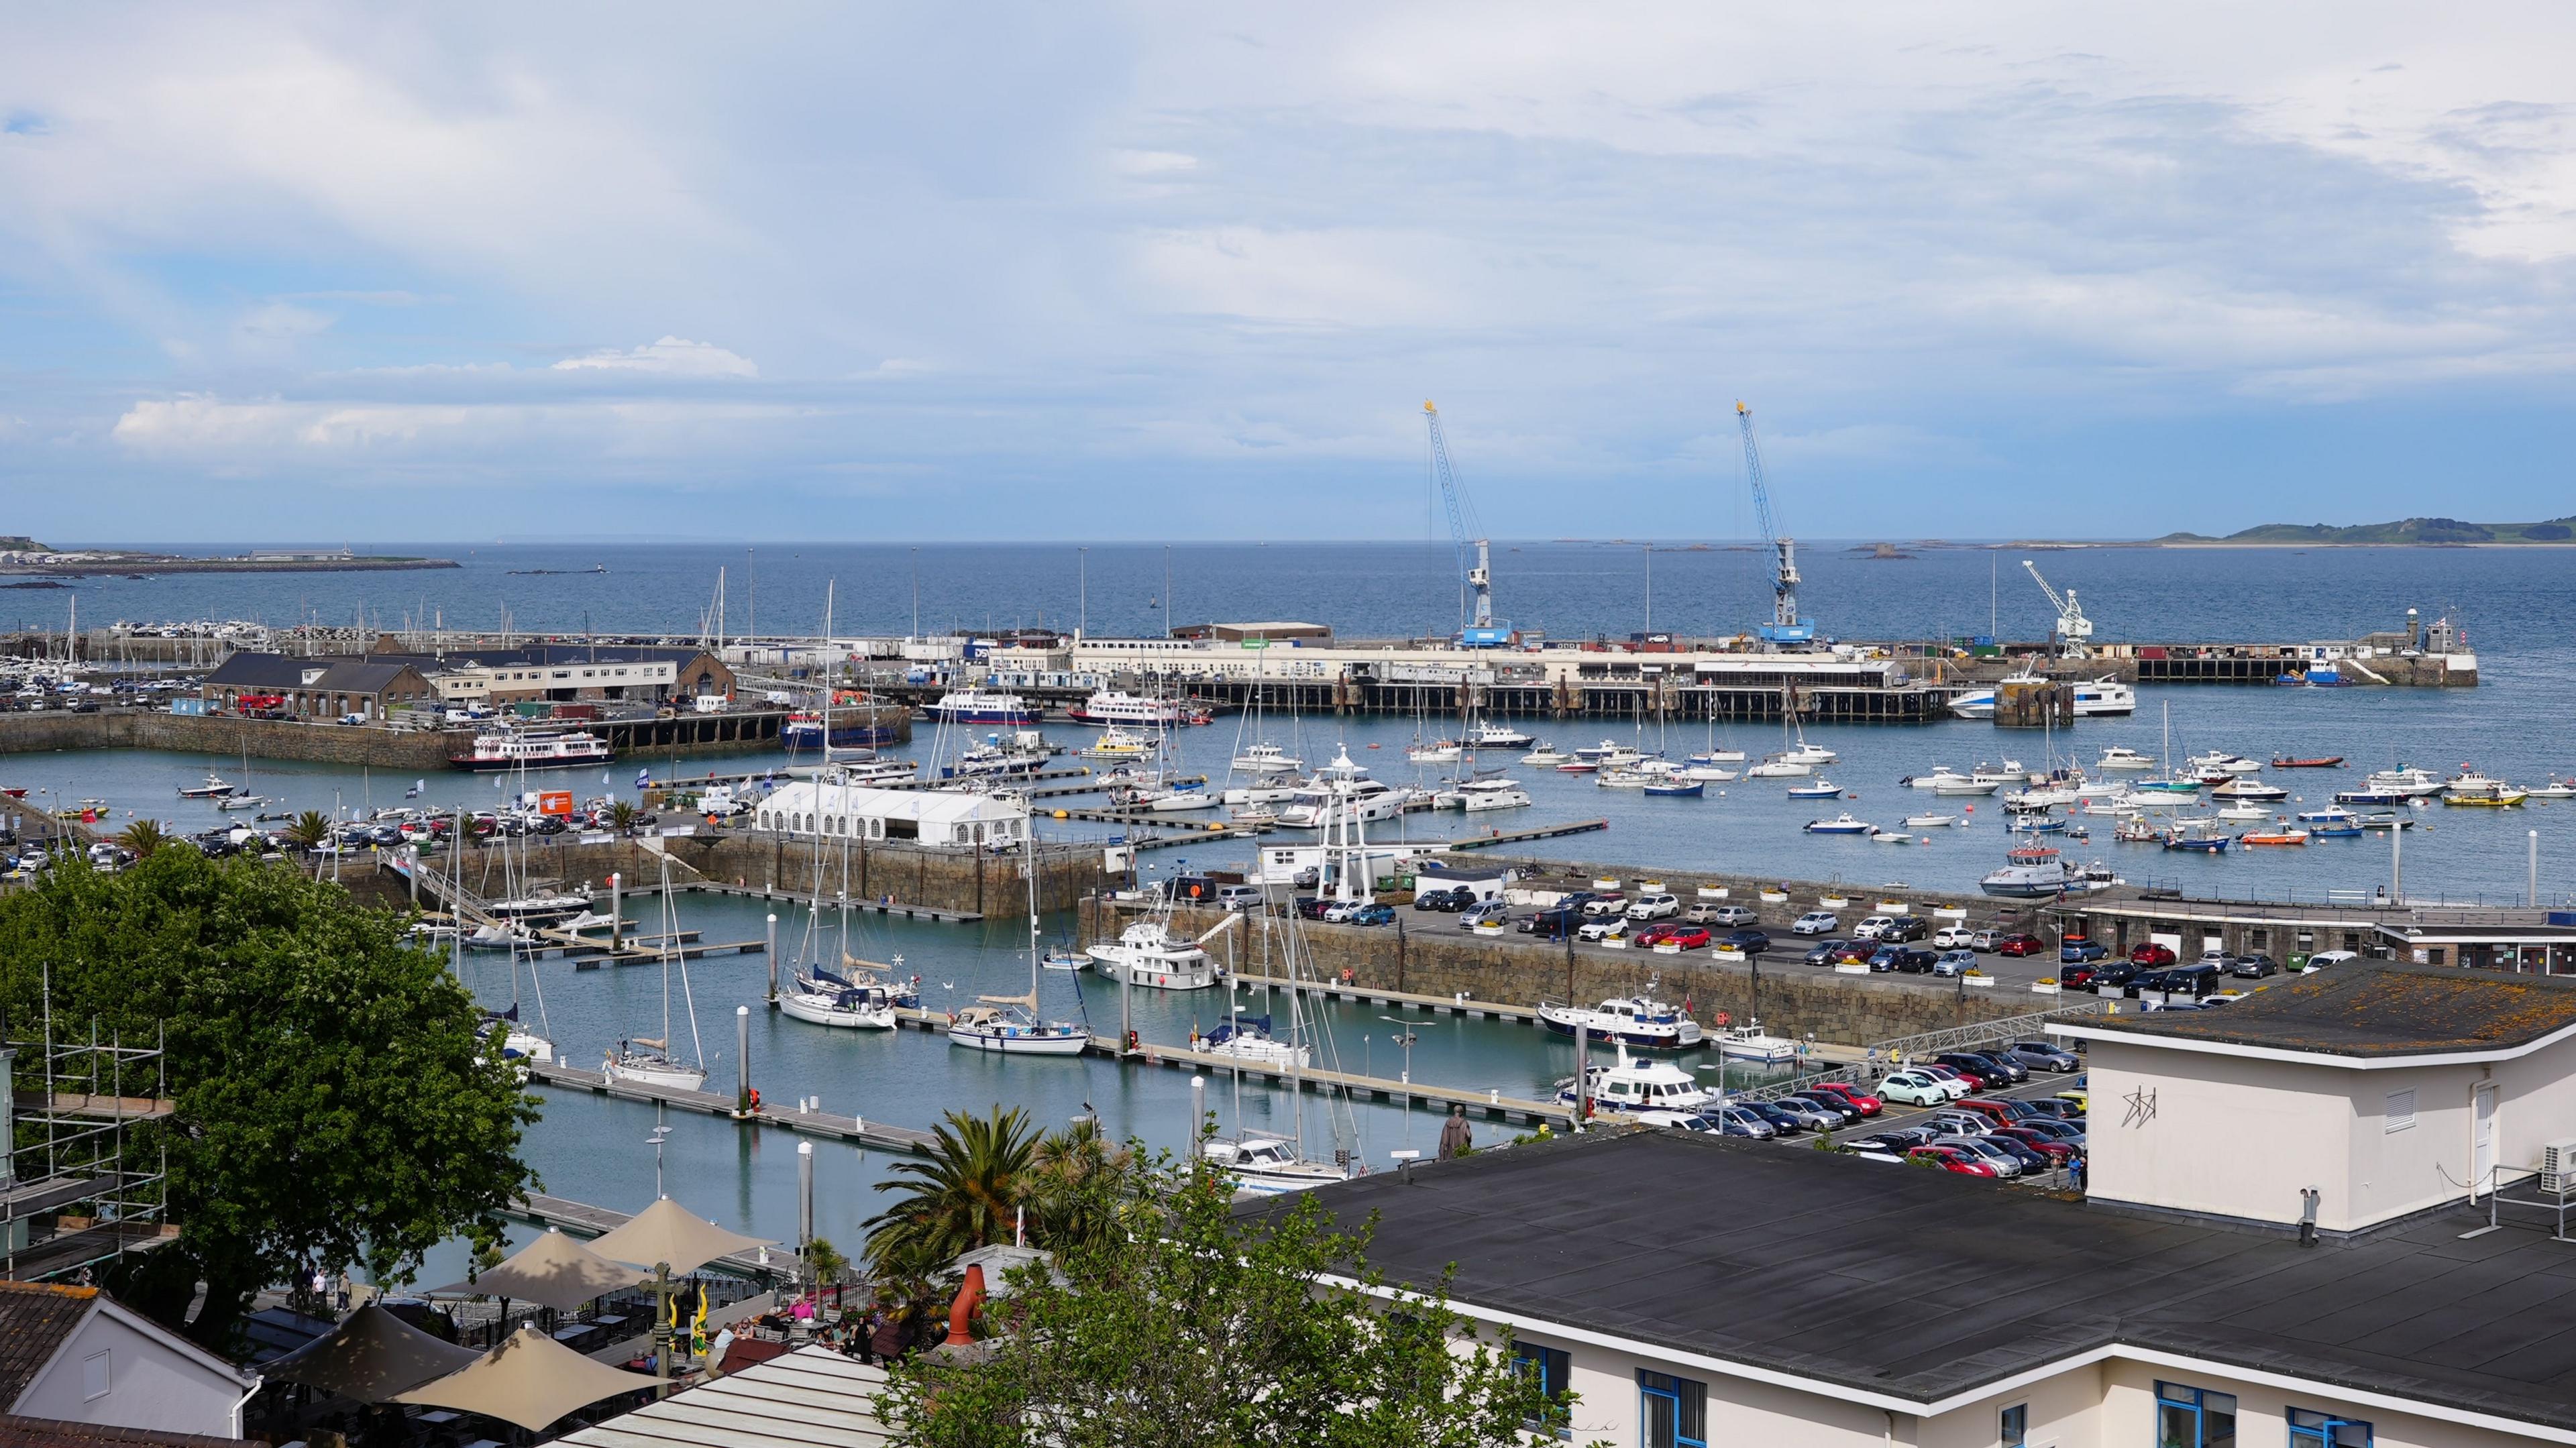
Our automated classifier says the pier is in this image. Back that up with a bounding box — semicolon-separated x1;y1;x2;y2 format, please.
524;1062;941;1154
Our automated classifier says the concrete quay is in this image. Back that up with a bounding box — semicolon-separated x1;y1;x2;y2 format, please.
0;706;808;769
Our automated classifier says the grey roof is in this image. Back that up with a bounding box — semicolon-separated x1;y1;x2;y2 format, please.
205;652;422;695
0;1283;95;1407
2083;960;2576;1058
376;644;718;671
1254;1129;2576;1431
559;1344;886;1448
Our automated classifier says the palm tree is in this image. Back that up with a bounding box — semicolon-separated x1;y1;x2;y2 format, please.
114;819;168;857
806;1237;849;1306
284;810;332;851
606;800;641;837
863;1106;1039;1278
1025;1118;1137;1254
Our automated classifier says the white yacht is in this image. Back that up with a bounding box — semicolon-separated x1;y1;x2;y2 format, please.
1087;919;1222;991
1433;778;1532;812
1574;739;1643;765
952;839;1093;1055
1201;1135;1354;1194
2187;750;2264;777
1680;761;1739;782
1536;987;1703;1050
1556;1045;1715;1116
1744;754;1813;778
1111;780;1222;814
1230;742;1303;775
1406;739;1464;765
778;968;898;1029
1971;761;2035;788
1520;745;1572;766
1714;1021;1801;1064
1470;720;1537;749
1273;746;1412;828
1197;1012;1309;1070
2209;776;2288;801
2096;746;2158;772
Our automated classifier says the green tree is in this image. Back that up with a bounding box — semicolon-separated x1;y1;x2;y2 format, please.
0;850;539;1349
876;1142;1568;1448
607;800;642;836
284;810;333;852
113;819;168;857
863;1107;1040;1279
807;1237;849;1306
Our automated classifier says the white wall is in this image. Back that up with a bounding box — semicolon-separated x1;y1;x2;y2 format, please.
2098;1355;2540;1448
13;1306;242;1437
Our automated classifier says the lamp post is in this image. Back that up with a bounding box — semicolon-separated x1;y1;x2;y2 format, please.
648;1123;672;1199
1378;1015;1417;1141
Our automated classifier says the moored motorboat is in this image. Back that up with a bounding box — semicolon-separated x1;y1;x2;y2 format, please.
1642;779;1705;797
1902;812;1958;828
1786;780;1843;799
1537;985;1704;1050
1558;1044;1718;1113
1803;813;1876;835
2269;756;2345;769
2096;746;2158;772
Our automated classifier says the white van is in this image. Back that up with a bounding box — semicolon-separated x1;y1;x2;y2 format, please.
2302;950;2359;974
1215;885;1265;912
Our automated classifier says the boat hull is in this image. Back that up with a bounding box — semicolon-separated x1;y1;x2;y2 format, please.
945;1026;1089;1055
777;992;896;1029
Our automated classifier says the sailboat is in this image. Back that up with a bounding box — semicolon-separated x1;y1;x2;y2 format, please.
604;858;710;1089
2131;703;2206;795
947;854;1091;1056
1201;901;1358;1194
777;779;897;1030
451;807;554;1067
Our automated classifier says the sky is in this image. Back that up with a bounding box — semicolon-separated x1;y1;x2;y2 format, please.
4;3;2576;544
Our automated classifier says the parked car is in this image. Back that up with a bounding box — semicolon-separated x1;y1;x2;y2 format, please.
1869;1123;1942;1150
1932;925;1978;949
1791;910;1840;936
1831;940;1876;964
1703;903;1759;928
1951;1097;2034;1127
2230;952;2280;979
1662;926;1713;950
1626;892;1682;921
1413;885;1472;911
1718;929;1772;956
1708;1105;1781;1139
1930;1135;2026;1177
1908;1145;1996;1176
2019;1098;2085;1123
2059;964;2100;991
1683;903;1734;925
2017;1117;2088;1146
1518;907;1578;940
1978;1134;2053;1173
1458;900;1512;930
2090;959;2142;989
1993;1126;2078;1164
1930;949;1979;978
2302;950;2359;973
2060;938;2109;964
1807;1082;1883;1116
2002;1040;2082;1073
1780;1093;1862;1126
1917;1064;1980;1095
1802;939;1852;966
1933;1052;2012;1088
1348;903;1395;927
1735;1101;1809;1136
1765;1098;1845;1131
1632;922;1682;948
1969;928;2004;952
1993;933;2047;956
1576;918;1629;944
1878;1070;1962;1106
1885;915;1931;942
2129;941;2178;966
1853;915;1898;941
1580;895;1629;919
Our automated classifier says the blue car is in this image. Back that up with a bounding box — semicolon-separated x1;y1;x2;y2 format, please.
1349;903;1396;927
2060;939;2108;964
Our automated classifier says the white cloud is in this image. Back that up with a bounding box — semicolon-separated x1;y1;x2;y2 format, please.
551;337;758;378
109;393;804;457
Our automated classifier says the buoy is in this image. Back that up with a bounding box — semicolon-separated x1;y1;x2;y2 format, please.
1053;809;1069;820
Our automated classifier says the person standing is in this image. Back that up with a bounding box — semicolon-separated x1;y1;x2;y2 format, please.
1438;1104;1472;1159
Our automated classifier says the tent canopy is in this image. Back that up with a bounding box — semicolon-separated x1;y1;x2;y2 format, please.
392;1324;650;1432
586;1198;774;1277
426;1228;649;1313
263;1304;482;1404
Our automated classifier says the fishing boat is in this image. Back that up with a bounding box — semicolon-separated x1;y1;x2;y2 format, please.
1557;1044;1717;1115
1902;812;1958;828
1537;984;1705;1050
1980;844;2118;898
2160;819;2232;853
1714;1021;1800;1064
2096;746;2158;772
1041;950;1089;971
178;772;235;799
2270;755;2345;769
1803;813;1876;834
1230;742;1303;775
1469;720;1537;749
2005;814;2066;834
1787;781;1843;799
448;727;613;772
1642;779;1705;797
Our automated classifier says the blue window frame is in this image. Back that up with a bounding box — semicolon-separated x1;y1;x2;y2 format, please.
1512;1341;1571;1438
1638;1370;1707;1448
2155;1381;2237;1448
2290;1407;2372;1447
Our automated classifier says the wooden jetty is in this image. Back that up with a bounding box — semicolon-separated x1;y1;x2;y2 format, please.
1228;972;1542;1025
524;1062;938;1154
1443;818;1612;851
676;880;982;923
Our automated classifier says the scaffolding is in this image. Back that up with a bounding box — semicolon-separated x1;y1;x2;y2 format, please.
0;978;171;1282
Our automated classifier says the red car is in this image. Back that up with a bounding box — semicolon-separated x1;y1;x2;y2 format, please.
1832;941;1875;964
2061;963;2099;991
1808;1082;1882;1117
1633;922;1684;947
1909;1145;1996;1176
1951;1097;2027;1126
1992;1126;2076;1163
1994;934;2047;957
2129;942;2177;966
1663;926;1713;950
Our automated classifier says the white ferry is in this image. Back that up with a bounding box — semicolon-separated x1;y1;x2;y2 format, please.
924;690;1040;726
447;728;614;772
1068;689;1210;726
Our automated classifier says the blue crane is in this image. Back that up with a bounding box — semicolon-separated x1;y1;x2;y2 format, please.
1424;401;1510;646
1735;400;1814;645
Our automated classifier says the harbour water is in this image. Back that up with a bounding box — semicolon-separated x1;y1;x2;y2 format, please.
7;537;2573;1273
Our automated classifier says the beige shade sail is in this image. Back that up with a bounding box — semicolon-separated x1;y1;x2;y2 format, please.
425;1227;649;1313
264;1304;482;1403
584;1197;775;1277
392;1324;652;1431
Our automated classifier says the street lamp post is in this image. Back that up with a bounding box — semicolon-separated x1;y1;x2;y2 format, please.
1377;1015;1417;1141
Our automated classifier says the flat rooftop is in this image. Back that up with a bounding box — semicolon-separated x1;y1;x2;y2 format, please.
1261;1129;2576;1429
2077;960;2576;1058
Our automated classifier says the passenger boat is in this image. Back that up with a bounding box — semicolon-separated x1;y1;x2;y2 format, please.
1433;778;1532;812
1230;742;1303;775
2443;771;2528;805
1197;1012;1309;1069
1556;1045;1717;1115
2096;746;2157;772
1087;917;1222;991
2349;766;2447;799
2209;777;2288;801
1803;813;1876;834
926;690;1042;726
447;728;613;772
1949;673;2133;720
1714;1021;1800;1064
1079;726;1154;759
1067;690;1207;726
1469;721;1537;749
1537;985;1704;1050
1787;781;1844;799
2269;756;2345;769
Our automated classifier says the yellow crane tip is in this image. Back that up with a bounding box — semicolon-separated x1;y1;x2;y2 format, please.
1424;400;1437;412
1735;400;1749;414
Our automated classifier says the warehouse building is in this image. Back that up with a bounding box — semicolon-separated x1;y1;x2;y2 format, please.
751;779;1030;848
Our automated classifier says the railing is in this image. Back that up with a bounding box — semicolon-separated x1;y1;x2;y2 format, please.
1872;999;2111;1063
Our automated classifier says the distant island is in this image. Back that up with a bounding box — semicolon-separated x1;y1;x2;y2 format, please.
2149;516;2576;546
0;539;461;575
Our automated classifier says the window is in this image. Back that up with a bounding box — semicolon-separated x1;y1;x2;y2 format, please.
81;1350;109;1401
2289;1408;2371;1447
1638;1370;1706;1448
2000;1402;2027;1446
1511;1341;1570;1436
2155;1382;2235;1448
2385;1089;2416;1132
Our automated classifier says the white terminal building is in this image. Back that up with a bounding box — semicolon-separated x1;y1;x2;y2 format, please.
752;779;1030;848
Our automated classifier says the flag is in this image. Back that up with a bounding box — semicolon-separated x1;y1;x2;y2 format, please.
690;1288;710;1357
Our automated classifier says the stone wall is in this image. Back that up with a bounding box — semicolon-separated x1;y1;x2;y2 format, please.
0;712;462;769
449;832;1114;920
1101;898;2053;1048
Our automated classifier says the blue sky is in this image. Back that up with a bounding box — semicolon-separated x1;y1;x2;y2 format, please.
4;3;2575;543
